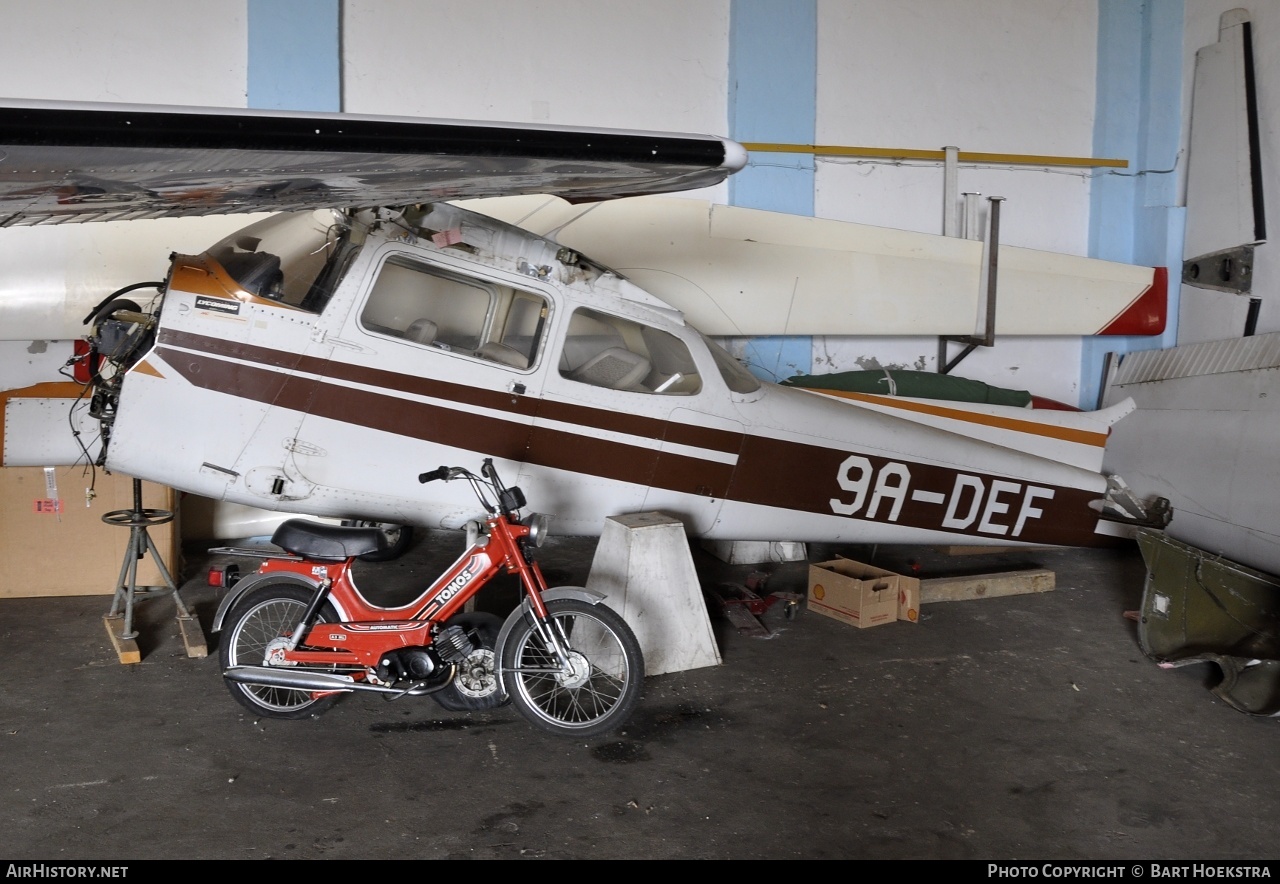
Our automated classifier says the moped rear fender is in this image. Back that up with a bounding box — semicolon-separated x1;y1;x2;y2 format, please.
494;586;607;671
211;571;332;633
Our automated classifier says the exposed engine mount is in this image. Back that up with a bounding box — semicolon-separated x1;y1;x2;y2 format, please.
82;286;164;466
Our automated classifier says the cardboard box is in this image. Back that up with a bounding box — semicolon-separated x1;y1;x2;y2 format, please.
0;466;180;598
898;577;921;623
807;556;901;629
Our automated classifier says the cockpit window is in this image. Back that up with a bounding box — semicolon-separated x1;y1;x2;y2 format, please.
206;209;357;313
360;255;548;370
559;308;702;395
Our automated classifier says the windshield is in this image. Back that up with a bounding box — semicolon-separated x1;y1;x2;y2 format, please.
206;209;358;312
702;333;761;393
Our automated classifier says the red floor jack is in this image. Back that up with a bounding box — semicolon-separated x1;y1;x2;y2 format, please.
707;571;803;637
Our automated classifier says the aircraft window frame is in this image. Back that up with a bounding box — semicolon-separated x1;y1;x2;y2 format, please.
357;251;550;371
700;333;762;394
205;208;355;313
558;307;703;396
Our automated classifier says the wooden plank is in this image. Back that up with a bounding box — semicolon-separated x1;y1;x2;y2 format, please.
177;615;208;659
940;545;1056;556
920;569;1055;604
103;614;141;665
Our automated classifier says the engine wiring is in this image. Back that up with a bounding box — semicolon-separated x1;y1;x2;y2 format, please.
60;281;166;499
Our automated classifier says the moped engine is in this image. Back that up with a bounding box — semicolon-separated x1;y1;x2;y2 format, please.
433;625;476;665
376;648;437;683
374;626;474;686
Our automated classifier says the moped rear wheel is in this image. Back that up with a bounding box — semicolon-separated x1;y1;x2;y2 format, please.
219;584;342;720
501;599;643;737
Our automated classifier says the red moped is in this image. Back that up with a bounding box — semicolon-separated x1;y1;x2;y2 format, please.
212;459;644;737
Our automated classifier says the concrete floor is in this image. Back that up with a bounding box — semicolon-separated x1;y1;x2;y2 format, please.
2;529;1278;860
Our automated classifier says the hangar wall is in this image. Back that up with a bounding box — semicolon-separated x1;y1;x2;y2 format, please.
1;0;1250;408
0;0;248;105
811;0;1099;402
343;0;731;137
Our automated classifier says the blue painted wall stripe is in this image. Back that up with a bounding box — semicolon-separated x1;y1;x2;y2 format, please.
248;0;342;112
1082;0;1185;408
729;0;817;380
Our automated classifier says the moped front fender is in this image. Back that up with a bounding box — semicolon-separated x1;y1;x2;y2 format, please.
211;571;329;633
494;586;607;672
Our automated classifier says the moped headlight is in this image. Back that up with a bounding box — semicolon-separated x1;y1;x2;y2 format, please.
524;513;551;547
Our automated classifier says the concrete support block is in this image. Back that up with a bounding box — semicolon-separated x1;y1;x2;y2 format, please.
701;539;807;564
586;512;721;676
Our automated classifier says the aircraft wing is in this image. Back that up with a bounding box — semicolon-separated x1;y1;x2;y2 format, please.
460;194;1166;337
0;99;746;226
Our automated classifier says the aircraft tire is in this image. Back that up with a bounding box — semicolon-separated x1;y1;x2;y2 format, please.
432;613;509;712
342;521;415;562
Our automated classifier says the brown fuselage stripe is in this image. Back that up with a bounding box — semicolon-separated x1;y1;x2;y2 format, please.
153;334;1115;547
803;389;1109;447
158;328;741;454
158;348;736;498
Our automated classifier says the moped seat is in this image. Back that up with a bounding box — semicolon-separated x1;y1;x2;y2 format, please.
271;519;386;561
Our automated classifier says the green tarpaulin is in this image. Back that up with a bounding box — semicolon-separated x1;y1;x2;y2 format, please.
782;369;1033;407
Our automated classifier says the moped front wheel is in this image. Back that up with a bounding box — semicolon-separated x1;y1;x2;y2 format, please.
219;584;342;720
501;599;643;738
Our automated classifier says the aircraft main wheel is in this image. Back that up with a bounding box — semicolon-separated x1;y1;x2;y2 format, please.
219;583;342;720
433;613;509;712
342;521;415;562
501;599;643;738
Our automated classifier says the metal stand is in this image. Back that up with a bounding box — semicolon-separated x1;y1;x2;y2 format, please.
102;478;207;663
938;195;1004;374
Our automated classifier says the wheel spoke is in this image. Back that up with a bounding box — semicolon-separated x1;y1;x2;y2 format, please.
505;602;641;735
226;596;324;714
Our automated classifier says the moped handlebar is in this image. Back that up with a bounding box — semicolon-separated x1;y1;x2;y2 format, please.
418;466;450;483
417;461;522;517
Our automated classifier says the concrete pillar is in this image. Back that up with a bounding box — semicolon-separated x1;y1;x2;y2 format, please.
586;512;721;676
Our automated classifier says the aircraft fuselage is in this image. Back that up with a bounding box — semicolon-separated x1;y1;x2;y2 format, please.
101;203;1132;548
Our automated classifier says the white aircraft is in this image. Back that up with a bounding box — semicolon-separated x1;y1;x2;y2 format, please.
0;99;1167;550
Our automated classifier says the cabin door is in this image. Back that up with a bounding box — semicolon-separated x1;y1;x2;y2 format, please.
526;305;734;535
